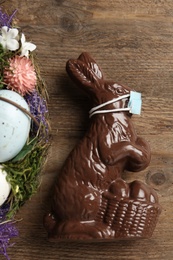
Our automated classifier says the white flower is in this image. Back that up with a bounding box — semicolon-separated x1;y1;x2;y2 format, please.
20;33;36;57
0;26;19;51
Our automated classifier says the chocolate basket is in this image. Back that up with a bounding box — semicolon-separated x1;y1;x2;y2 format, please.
96;196;161;239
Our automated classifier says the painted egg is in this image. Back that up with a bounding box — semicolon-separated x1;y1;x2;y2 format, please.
0;166;11;206
0;90;31;162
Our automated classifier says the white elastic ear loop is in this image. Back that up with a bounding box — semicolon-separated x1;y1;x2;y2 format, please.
89;107;130;117
89;93;130;118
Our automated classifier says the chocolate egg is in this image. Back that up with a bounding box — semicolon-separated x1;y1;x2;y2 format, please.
0;90;31;162
0;166;11;206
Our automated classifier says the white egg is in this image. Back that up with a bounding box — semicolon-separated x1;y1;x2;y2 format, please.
0;90;31;162
0;166;11;206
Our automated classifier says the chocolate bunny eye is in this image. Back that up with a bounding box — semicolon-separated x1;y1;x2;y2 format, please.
116;87;123;94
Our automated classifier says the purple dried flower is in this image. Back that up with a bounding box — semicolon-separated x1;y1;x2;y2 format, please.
0;204;18;260
25;90;49;138
0;9;17;28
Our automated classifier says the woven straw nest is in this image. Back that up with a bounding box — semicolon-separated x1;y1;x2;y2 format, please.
0;8;50;259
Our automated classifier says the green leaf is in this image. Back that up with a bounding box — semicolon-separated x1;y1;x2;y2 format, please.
11;138;37;162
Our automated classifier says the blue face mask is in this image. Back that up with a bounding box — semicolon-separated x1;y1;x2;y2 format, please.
128;91;142;115
89;91;142;118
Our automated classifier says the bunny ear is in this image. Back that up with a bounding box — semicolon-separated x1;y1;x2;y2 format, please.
77;52;104;80
66;59;100;91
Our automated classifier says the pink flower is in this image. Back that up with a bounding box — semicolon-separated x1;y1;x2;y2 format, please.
3;56;37;95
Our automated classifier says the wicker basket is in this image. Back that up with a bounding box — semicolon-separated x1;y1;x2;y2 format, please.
96;196;161;238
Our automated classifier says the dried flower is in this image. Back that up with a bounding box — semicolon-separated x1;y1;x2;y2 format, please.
0;26;19;51
20;33;36;58
3;55;37;95
25;90;49;136
0;9;17;28
0;204;18;260
0;9;10;28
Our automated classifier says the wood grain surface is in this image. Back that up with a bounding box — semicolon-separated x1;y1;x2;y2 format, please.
1;0;173;259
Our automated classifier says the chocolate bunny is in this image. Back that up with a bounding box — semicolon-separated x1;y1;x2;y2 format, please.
44;53;161;240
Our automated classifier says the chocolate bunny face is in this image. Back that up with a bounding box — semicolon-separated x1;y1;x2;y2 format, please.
44;53;161;240
66;53;132;112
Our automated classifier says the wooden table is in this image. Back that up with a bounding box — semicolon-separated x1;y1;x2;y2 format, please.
2;0;173;259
